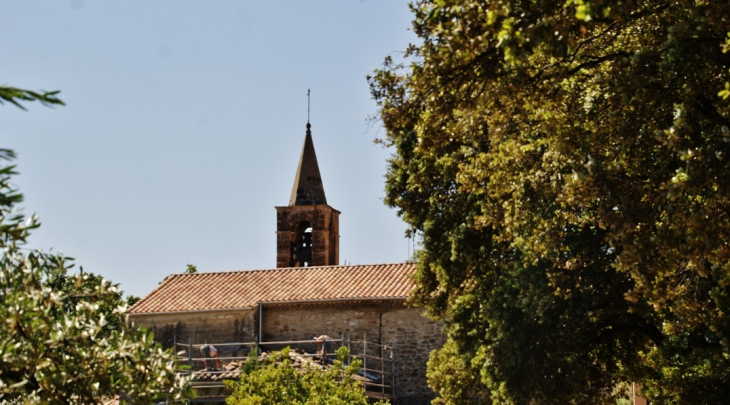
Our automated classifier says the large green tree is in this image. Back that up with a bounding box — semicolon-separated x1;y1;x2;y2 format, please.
370;1;730;403
0;89;191;403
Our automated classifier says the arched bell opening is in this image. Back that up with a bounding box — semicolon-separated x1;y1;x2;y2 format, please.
290;220;313;267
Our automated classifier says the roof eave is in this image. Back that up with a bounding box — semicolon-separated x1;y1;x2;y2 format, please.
127;306;255;317
127;296;409;316
259;296;408;306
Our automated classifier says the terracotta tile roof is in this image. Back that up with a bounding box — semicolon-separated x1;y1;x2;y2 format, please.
128;263;416;314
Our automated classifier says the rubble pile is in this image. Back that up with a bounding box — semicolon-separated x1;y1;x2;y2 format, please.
192;349;372;383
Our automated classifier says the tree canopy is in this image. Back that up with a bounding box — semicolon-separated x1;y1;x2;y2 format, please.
45;268;141;338
370;1;730;403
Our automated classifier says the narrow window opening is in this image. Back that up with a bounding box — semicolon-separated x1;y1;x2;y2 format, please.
290;221;313;267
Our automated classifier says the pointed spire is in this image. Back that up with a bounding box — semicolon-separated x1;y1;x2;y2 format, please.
289;122;327;206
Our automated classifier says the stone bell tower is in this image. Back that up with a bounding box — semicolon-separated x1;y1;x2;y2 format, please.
275;122;340;268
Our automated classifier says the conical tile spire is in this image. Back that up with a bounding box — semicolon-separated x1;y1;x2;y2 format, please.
289;123;327;206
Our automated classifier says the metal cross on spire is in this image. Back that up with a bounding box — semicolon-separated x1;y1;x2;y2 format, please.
307;88;311;123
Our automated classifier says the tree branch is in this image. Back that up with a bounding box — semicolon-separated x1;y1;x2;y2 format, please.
563;52;631;77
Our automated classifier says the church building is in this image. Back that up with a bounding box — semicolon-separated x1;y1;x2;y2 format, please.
127;122;444;404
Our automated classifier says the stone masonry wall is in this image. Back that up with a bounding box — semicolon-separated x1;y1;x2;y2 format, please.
128;309;257;352
275;204;340;268
261;302;444;405
260;302;390;346
382;308;445;405
129;302;443;405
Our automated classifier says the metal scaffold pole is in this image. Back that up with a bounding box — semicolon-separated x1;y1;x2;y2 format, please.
392;343;396;398
346;331;351;362
381;345;385;396
363;334;367;376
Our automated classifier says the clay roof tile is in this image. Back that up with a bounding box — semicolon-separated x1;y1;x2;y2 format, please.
128;263;416;314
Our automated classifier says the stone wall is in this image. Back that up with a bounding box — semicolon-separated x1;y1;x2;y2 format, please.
127;309;257;351
260;301;389;344
275;204;340;267
129;301;443;405
260;301;443;405
382;308;445;405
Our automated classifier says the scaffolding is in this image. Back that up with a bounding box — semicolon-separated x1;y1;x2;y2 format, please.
174;333;397;403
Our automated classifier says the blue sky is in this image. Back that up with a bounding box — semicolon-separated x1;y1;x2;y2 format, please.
2;1;417;298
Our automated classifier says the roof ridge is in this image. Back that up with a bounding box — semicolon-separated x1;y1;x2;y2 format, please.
164;262;415;277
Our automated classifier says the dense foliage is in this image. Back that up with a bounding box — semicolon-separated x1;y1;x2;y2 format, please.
370;1;730;403
0;90;191;403
46;269;141;338
225;347;386;405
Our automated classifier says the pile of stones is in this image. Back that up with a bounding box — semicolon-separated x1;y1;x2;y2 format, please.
193;349;372;383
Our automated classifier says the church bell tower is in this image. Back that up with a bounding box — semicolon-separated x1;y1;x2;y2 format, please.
275;122;340;268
